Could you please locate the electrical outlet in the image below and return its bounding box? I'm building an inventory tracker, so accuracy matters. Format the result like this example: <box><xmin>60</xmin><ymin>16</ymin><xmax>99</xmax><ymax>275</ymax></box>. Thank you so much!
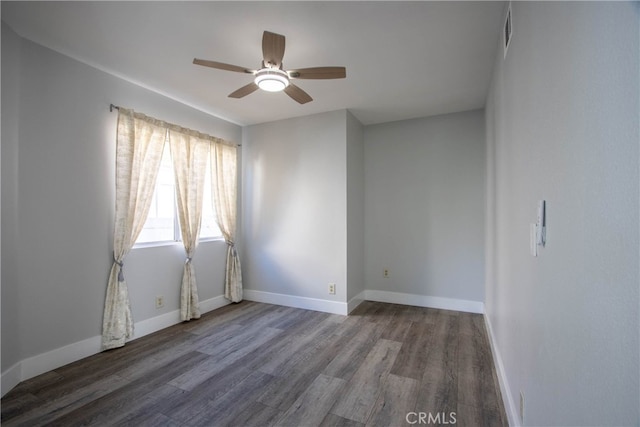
<box><xmin>383</xmin><ymin>269</ymin><xmax>390</xmax><ymax>278</ymax></box>
<box><xmin>519</xmin><ymin>390</ymin><xmax>525</xmax><ymax>424</ymax></box>
<box><xmin>155</xmin><ymin>295</ymin><xmax>164</xmax><ymax>309</ymax></box>
<box><xmin>328</xmin><ymin>283</ymin><xmax>336</xmax><ymax>295</ymax></box>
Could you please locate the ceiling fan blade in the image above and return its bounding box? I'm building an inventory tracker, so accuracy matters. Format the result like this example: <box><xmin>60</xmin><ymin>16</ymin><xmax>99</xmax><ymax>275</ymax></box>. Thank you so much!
<box><xmin>193</xmin><ymin>58</ymin><xmax>254</xmax><ymax>74</ymax></box>
<box><xmin>262</xmin><ymin>31</ymin><xmax>286</xmax><ymax>68</ymax></box>
<box><xmin>228</xmin><ymin>82</ymin><xmax>259</xmax><ymax>99</ymax></box>
<box><xmin>288</xmin><ymin>67</ymin><xmax>347</xmax><ymax>79</ymax></box>
<box><xmin>284</xmin><ymin>84</ymin><xmax>313</xmax><ymax>104</ymax></box>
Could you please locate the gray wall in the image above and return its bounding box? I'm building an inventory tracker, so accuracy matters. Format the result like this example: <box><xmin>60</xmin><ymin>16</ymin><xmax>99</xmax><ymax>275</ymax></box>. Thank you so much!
<box><xmin>2</xmin><ymin>22</ymin><xmax>23</xmax><ymax>374</ymax></box>
<box><xmin>1</xmin><ymin>25</ymin><xmax>241</xmax><ymax>374</ymax></box>
<box><xmin>346</xmin><ymin>111</ymin><xmax>365</xmax><ymax>301</ymax></box>
<box><xmin>364</xmin><ymin>111</ymin><xmax>486</xmax><ymax>302</ymax></box>
<box><xmin>242</xmin><ymin>108</ymin><xmax>486</xmax><ymax>308</ymax></box>
<box><xmin>242</xmin><ymin>110</ymin><xmax>348</xmax><ymax>302</ymax></box>
<box><xmin>485</xmin><ymin>2</ymin><xmax>639</xmax><ymax>425</ymax></box>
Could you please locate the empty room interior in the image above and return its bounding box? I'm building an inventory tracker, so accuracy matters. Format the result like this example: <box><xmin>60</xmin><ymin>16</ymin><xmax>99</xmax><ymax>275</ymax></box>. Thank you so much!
<box><xmin>1</xmin><ymin>2</ymin><xmax>639</xmax><ymax>426</ymax></box>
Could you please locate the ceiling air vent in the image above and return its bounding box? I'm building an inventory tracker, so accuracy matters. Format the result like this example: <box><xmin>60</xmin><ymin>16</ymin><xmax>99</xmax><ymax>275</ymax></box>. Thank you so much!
<box><xmin>503</xmin><ymin>3</ymin><xmax>513</xmax><ymax>58</ymax></box>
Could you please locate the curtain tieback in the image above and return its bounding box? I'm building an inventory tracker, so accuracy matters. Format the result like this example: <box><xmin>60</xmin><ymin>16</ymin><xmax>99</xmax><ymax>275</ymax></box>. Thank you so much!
<box><xmin>115</xmin><ymin>260</ymin><xmax>125</xmax><ymax>282</ymax></box>
<box><xmin>226</xmin><ymin>241</ymin><xmax>238</xmax><ymax>256</ymax></box>
<box><xmin>185</xmin><ymin>257</ymin><xmax>192</xmax><ymax>264</ymax></box>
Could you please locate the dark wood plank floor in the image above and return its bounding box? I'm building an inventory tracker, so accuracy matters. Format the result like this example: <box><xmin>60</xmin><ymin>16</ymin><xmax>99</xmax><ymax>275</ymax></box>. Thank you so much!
<box><xmin>1</xmin><ymin>301</ymin><xmax>507</xmax><ymax>426</ymax></box>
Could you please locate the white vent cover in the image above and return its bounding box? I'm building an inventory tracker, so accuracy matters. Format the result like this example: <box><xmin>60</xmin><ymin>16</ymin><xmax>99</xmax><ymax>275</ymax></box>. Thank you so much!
<box><xmin>503</xmin><ymin>3</ymin><xmax>513</xmax><ymax>58</ymax></box>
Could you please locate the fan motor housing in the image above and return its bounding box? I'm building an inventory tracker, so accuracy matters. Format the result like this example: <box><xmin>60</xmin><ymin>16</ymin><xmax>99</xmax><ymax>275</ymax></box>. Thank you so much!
<box><xmin>254</xmin><ymin>68</ymin><xmax>290</xmax><ymax>92</ymax></box>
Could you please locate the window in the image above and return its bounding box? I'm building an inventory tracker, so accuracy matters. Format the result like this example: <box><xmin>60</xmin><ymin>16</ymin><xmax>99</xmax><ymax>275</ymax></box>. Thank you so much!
<box><xmin>136</xmin><ymin>143</ymin><xmax>222</xmax><ymax>245</ymax></box>
<box><xmin>200</xmin><ymin>160</ymin><xmax>223</xmax><ymax>239</ymax></box>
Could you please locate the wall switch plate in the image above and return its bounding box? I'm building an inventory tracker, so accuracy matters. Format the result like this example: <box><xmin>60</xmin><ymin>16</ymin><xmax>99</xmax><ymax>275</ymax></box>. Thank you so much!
<box><xmin>537</xmin><ymin>200</ymin><xmax>546</xmax><ymax>246</ymax></box>
<box><xmin>328</xmin><ymin>283</ymin><xmax>336</xmax><ymax>295</ymax></box>
<box><xmin>155</xmin><ymin>295</ymin><xmax>164</xmax><ymax>309</ymax></box>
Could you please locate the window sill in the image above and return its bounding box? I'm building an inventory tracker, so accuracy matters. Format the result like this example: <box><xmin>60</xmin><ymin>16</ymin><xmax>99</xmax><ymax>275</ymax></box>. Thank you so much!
<box><xmin>199</xmin><ymin>236</ymin><xmax>226</xmax><ymax>244</ymax></box>
<box><xmin>133</xmin><ymin>240</ymin><xmax>183</xmax><ymax>250</ymax></box>
<box><xmin>133</xmin><ymin>236</ymin><xmax>225</xmax><ymax>250</ymax></box>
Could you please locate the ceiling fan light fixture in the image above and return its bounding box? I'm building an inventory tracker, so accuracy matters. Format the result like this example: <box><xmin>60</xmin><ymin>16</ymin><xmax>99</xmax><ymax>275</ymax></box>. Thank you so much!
<box><xmin>254</xmin><ymin>68</ymin><xmax>289</xmax><ymax>92</ymax></box>
<box><xmin>194</xmin><ymin>31</ymin><xmax>344</xmax><ymax>103</ymax></box>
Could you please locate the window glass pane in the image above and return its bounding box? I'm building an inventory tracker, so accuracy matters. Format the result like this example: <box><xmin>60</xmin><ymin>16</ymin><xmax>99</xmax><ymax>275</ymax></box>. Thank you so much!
<box><xmin>136</xmin><ymin>143</ymin><xmax>176</xmax><ymax>244</ymax></box>
<box><xmin>200</xmin><ymin>160</ymin><xmax>223</xmax><ymax>239</ymax></box>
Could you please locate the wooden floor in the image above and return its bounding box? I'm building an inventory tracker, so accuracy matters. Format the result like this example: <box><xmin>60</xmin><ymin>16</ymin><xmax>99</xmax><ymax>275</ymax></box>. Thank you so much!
<box><xmin>2</xmin><ymin>301</ymin><xmax>507</xmax><ymax>427</ymax></box>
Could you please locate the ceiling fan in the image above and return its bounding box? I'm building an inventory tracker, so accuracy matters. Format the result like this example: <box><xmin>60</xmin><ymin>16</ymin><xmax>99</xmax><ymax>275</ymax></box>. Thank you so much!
<box><xmin>193</xmin><ymin>31</ymin><xmax>346</xmax><ymax>104</ymax></box>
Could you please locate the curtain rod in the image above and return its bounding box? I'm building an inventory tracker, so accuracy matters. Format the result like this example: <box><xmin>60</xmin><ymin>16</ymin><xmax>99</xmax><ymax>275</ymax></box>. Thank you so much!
<box><xmin>108</xmin><ymin>103</ymin><xmax>241</xmax><ymax>147</ymax></box>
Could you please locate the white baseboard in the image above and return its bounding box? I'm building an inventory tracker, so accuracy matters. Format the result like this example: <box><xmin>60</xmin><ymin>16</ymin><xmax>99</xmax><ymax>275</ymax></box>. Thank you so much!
<box><xmin>364</xmin><ymin>289</ymin><xmax>484</xmax><ymax>314</ymax></box>
<box><xmin>243</xmin><ymin>289</ymin><xmax>482</xmax><ymax>316</ymax></box>
<box><xmin>484</xmin><ymin>311</ymin><xmax>519</xmax><ymax>427</ymax></box>
<box><xmin>1</xmin><ymin>295</ymin><xmax>230</xmax><ymax>397</ymax></box>
<box><xmin>20</xmin><ymin>334</ymin><xmax>103</xmax><ymax>384</ymax></box>
<box><xmin>1</xmin><ymin>362</ymin><xmax>22</xmax><ymax>397</ymax></box>
<box><xmin>199</xmin><ymin>294</ymin><xmax>232</xmax><ymax>313</ymax></box>
<box><xmin>133</xmin><ymin>294</ymin><xmax>230</xmax><ymax>338</ymax></box>
<box><xmin>347</xmin><ymin>291</ymin><xmax>366</xmax><ymax>313</ymax></box>
<box><xmin>244</xmin><ymin>289</ymin><xmax>349</xmax><ymax>315</ymax></box>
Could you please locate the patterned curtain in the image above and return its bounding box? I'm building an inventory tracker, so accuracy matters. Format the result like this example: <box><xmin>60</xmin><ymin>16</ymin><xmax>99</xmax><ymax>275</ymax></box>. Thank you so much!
<box><xmin>211</xmin><ymin>142</ymin><xmax>243</xmax><ymax>302</ymax></box>
<box><xmin>103</xmin><ymin>107</ymin><xmax>240</xmax><ymax>348</ymax></box>
<box><xmin>169</xmin><ymin>128</ymin><xmax>211</xmax><ymax>320</ymax></box>
<box><xmin>102</xmin><ymin>109</ymin><xmax>167</xmax><ymax>350</ymax></box>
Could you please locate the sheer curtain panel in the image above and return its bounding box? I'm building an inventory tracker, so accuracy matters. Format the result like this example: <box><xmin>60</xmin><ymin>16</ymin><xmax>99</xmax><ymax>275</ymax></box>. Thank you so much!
<box><xmin>102</xmin><ymin>109</ymin><xmax>167</xmax><ymax>350</ymax></box>
<box><xmin>212</xmin><ymin>142</ymin><xmax>243</xmax><ymax>302</ymax></box>
<box><xmin>169</xmin><ymin>128</ymin><xmax>211</xmax><ymax>320</ymax></box>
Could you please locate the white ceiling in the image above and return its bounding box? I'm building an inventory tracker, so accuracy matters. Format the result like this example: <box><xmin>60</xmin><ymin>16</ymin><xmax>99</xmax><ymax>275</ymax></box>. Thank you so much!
<box><xmin>2</xmin><ymin>1</ymin><xmax>505</xmax><ymax>126</ymax></box>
